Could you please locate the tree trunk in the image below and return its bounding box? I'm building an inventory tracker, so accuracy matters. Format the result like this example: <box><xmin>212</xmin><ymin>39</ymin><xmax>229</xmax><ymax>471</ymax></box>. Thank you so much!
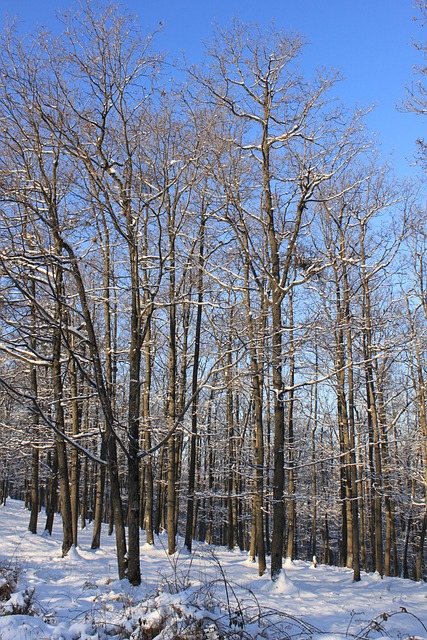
<box><xmin>91</xmin><ymin>435</ymin><xmax>107</xmax><ymax>549</ymax></box>
<box><xmin>361</xmin><ymin>236</ymin><xmax>383</xmax><ymax>576</ymax></box>
<box><xmin>81</xmin><ymin>456</ymin><xmax>88</xmax><ymax>530</ymax></box>
<box><xmin>61</xmin><ymin>235</ymin><xmax>127</xmax><ymax>579</ymax></box>
<box><xmin>142</xmin><ymin>282</ymin><xmax>154</xmax><ymax>545</ymax></box>
<box><xmin>68</xmin><ymin>336</ymin><xmax>82</xmax><ymax>548</ymax></box>
<box><xmin>415</xmin><ymin>508</ymin><xmax>427</xmax><ymax>581</ymax></box>
<box><xmin>226</xmin><ymin>330</ymin><xmax>237</xmax><ymax>551</ymax></box>
<box><xmin>127</xmin><ymin>240</ymin><xmax>142</xmax><ymax>585</ymax></box>
<box><xmin>28</xmin><ymin>280</ymin><xmax>40</xmax><ymax>535</ymax></box>
<box><xmin>44</xmin><ymin>448</ymin><xmax>58</xmax><ymax>536</ymax></box>
<box><xmin>286</xmin><ymin>285</ymin><xmax>296</xmax><ymax>562</ymax></box>
<box><xmin>185</xmin><ymin>216</ymin><xmax>205</xmax><ymax>552</ymax></box>
<box><xmin>51</xmin><ymin>254</ymin><xmax>73</xmax><ymax>557</ymax></box>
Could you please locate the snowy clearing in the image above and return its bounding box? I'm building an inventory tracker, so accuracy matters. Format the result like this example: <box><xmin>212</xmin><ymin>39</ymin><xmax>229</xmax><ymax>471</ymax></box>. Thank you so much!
<box><xmin>0</xmin><ymin>500</ymin><xmax>426</xmax><ymax>639</ymax></box>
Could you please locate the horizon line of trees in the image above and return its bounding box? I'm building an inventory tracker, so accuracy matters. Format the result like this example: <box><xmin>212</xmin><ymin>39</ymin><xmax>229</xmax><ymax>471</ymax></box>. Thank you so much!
<box><xmin>1</xmin><ymin>0</ymin><xmax>427</xmax><ymax>586</ymax></box>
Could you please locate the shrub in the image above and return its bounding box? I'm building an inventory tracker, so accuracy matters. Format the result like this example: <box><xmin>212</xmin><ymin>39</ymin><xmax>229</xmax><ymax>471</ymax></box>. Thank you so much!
<box><xmin>0</xmin><ymin>562</ymin><xmax>35</xmax><ymax>616</ymax></box>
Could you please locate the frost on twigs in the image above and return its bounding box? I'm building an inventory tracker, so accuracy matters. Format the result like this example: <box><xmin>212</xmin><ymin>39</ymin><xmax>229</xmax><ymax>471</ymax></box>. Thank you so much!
<box><xmin>344</xmin><ymin>606</ymin><xmax>427</xmax><ymax>640</ymax></box>
<box><xmin>129</xmin><ymin>560</ymin><xmax>318</xmax><ymax>640</ymax></box>
<box><xmin>0</xmin><ymin>562</ymin><xmax>35</xmax><ymax>616</ymax></box>
<box><xmin>0</xmin><ymin>563</ymin><xmax>19</xmax><ymax>602</ymax></box>
<box><xmin>130</xmin><ymin>589</ymin><xmax>319</xmax><ymax>640</ymax></box>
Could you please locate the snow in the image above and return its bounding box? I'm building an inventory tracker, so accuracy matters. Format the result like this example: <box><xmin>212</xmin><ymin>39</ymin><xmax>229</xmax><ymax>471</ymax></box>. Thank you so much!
<box><xmin>0</xmin><ymin>499</ymin><xmax>427</xmax><ymax>639</ymax></box>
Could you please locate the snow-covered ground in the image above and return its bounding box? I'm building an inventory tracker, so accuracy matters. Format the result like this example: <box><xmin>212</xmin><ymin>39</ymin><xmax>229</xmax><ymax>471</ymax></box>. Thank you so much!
<box><xmin>0</xmin><ymin>500</ymin><xmax>426</xmax><ymax>639</ymax></box>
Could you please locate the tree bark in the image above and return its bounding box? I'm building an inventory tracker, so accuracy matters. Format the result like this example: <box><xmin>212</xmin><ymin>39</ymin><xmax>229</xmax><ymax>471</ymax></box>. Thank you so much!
<box><xmin>184</xmin><ymin>216</ymin><xmax>205</xmax><ymax>552</ymax></box>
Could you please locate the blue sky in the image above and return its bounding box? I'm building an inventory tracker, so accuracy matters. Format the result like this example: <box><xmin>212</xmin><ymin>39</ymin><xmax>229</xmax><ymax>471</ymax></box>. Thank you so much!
<box><xmin>0</xmin><ymin>0</ymin><xmax>424</xmax><ymax>178</ymax></box>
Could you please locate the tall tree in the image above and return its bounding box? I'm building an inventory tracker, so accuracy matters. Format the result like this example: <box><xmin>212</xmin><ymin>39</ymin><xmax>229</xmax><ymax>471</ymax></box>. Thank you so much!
<box><xmin>196</xmin><ymin>20</ymin><xmax>366</xmax><ymax>579</ymax></box>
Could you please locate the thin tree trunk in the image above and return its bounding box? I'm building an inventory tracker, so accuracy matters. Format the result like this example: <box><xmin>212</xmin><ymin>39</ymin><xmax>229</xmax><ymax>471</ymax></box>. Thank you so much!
<box><xmin>311</xmin><ymin>342</ymin><xmax>319</xmax><ymax>561</ymax></box>
<box><xmin>155</xmin><ymin>446</ymin><xmax>166</xmax><ymax>535</ymax></box>
<box><xmin>68</xmin><ymin>336</ymin><xmax>82</xmax><ymax>548</ymax></box>
<box><xmin>142</xmin><ymin>283</ymin><xmax>154</xmax><ymax>545</ymax></box>
<box><xmin>81</xmin><ymin>456</ymin><xmax>88</xmax><ymax>530</ymax></box>
<box><xmin>361</xmin><ymin>233</ymin><xmax>383</xmax><ymax>576</ymax></box>
<box><xmin>415</xmin><ymin>508</ymin><xmax>427</xmax><ymax>581</ymax></box>
<box><xmin>167</xmin><ymin>301</ymin><xmax>177</xmax><ymax>554</ymax></box>
<box><xmin>185</xmin><ymin>216</ymin><xmax>205</xmax><ymax>552</ymax></box>
<box><xmin>343</xmin><ymin>260</ymin><xmax>360</xmax><ymax>582</ymax></box>
<box><xmin>62</xmin><ymin>236</ymin><xmax>127</xmax><ymax>579</ymax></box>
<box><xmin>403</xmin><ymin>510</ymin><xmax>413</xmax><ymax>579</ymax></box>
<box><xmin>286</xmin><ymin>285</ymin><xmax>296</xmax><ymax>562</ymax></box>
<box><xmin>91</xmin><ymin>435</ymin><xmax>107</xmax><ymax>549</ymax></box>
<box><xmin>28</xmin><ymin>280</ymin><xmax>40</xmax><ymax>535</ymax></box>
<box><xmin>44</xmin><ymin>448</ymin><xmax>58</xmax><ymax>536</ymax></box>
<box><xmin>127</xmin><ymin>240</ymin><xmax>142</xmax><ymax>585</ymax></box>
<box><xmin>51</xmin><ymin>256</ymin><xmax>73</xmax><ymax>557</ymax></box>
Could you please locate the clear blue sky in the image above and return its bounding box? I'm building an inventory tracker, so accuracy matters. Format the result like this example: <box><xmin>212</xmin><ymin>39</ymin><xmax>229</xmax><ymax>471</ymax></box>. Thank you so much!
<box><xmin>0</xmin><ymin>0</ymin><xmax>424</xmax><ymax>178</ymax></box>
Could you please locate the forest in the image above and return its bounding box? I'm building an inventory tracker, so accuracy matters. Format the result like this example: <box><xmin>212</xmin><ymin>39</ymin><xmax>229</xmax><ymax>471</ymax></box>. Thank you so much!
<box><xmin>0</xmin><ymin>0</ymin><xmax>427</xmax><ymax>588</ymax></box>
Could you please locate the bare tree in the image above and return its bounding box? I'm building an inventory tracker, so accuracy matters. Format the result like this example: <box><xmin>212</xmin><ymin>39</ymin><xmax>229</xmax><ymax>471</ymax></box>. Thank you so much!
<box><xmin>194</xmin><ymin>20</ymin><xmax>367</xmax><ymax>580</ymax></box>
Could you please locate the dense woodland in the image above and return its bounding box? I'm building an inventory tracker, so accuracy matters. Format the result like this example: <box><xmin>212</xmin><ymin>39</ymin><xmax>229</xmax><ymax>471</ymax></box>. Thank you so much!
<box><xmin>1</xmin><ymin>1</ymin><xmax>427</xmax><ymax>587</ymax></box>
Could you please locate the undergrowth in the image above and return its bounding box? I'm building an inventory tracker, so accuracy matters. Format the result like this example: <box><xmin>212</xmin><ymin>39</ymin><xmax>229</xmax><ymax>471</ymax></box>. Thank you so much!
<box><xmin>0</xmin><ymin>561</ymin><xmax>35</xmax><ymax>616</ymax></box>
